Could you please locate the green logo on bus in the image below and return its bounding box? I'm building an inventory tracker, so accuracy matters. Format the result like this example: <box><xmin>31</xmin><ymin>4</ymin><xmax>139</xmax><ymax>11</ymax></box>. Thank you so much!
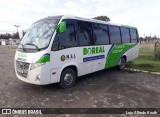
<box><xmin>18</xmin><ymin>52</ymin><xmax>27</xmax><ymax>58</ymax></box>
<box><xmin>83</xmin><ymin>46</ymin><xmax>105</xmax><ymax>55</ymax></box>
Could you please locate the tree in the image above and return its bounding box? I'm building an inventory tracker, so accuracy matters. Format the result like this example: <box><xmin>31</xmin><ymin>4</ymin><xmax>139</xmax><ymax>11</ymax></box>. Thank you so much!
<box><xmin>0</xmin><ymin>33</ymin><xmax>11</xmax><ymax>39</ymax></box>
<box><xmin>139</xmin><ymin>37</ymin><xmax>143</xmax><ymax>43</ymax></box>
<box><xmin>92</xmin><ymin>16</ymin><xmax>110</xmax><ymax>21</ymax></box>
<box><xmin>12</xmin><ymin>32</ymin><xmax>19</xmax><ymax>39</ymax></box>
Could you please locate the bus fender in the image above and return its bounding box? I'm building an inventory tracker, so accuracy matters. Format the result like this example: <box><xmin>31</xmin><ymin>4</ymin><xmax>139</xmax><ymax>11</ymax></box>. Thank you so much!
<box><xmin>59</xmin><ymin>62</ymin><xmax>79</xmax><ymax>78</ymax></box>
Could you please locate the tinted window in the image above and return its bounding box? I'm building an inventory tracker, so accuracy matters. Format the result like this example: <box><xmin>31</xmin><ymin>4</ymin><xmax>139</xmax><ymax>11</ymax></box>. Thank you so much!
<box><xmin>130</xmin><ymin>29</ymin><xmax>138</xmax><ymax>43</ymax></box>
<box><xmin>121</xmin><ymin>27</ymin><xmax>130</xmax><ymax>43</ymax></box>
<box><xmin>52</xmin><ymin>35</ymin><xmax>59</xmax><ymax>51</ymax></box>
<box><xmin>52</xmin><ymin>19</ymin><xmax>77</xmax><ymax>50</ymax></box>
<box><xmin>93</xmin><ymin>23</ymin><xmax>109</xmax><ymax>45</ymax></box>
<box><xmin>109</xmin><ymin>26</ymin><xmax>121</xmax><ymax>44</ymax></box>
<box><xmin>78</xmin><ymin>21</ymin><xmax>93</xmax><ymax>46</ymax></box>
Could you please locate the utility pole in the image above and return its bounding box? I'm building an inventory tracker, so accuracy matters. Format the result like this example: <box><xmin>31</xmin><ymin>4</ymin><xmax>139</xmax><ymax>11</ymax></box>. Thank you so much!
<box><xmin>14</xmin><ymin>25</ymin><xmax>20</xmax><ymax>39</ymax></box>
<box><xmin>14</xmin><ymin>25</ymin><xmax>20</xmax><ymax>33</ymax></box>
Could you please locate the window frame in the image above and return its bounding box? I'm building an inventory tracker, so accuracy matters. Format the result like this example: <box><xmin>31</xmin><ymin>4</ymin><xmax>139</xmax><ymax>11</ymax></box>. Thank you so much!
<box><xmin>120</xmin><ymin>27</ymin><xmax>131</xmax><ymax>43</ymax></box>
<box><xmin>108</xmin><ymin>25</ymin><xmax>122</xmax><ymax>44</ymax></box>
<box><xmin>92</xmin><ymin>23</ymin><xmax>110</xmax><ymax>45</ymax></box>
<box><xmin>77</xmin><ymin>20</ymin><xmax>94</xmax><ymax>46</ymax></box>
<box><xmin>130</xmin><ymin>28</ymin><xmax>138</xmax><ymax>43</ymax></box>
<box><xmin>51</xmin><ymin>18</ymin><xmax>139</xmax><ymax>51</ymax></box>
<box><xmin>51</xmin><ymin>19</ymin><xmax>78</xmax><ymax>51</ymax></box>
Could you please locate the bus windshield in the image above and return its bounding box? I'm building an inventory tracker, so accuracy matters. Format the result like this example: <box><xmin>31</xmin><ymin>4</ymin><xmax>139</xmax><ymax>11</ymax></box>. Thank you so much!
<box><xmin>18</xmin><ymin>19</ymin><xmax>59</xmax><ymax>51</ymax></box>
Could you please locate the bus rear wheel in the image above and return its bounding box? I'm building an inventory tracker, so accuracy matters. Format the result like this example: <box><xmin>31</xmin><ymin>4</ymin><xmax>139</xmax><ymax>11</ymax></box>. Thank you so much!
<box><xmin>59</xmin><ymin>68</ymin><xmax>76</xmax><ymax>89</ymax></box>
<box><xmin>118</xmin><ymin>57</ymin><xmax>126</xmax><ymax>70</ymax></box>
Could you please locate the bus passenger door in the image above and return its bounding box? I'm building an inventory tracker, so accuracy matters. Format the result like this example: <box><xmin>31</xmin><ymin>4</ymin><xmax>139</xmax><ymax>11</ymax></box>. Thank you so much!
<box><xmin>50</xmin><ymin>19</ymin><xmax>79</xmax><ymax>83</ymax></box>
<box><xmin>77</xmin><ymin>21</ymin><xmax>94</xmax><ymax>76</ymax></box>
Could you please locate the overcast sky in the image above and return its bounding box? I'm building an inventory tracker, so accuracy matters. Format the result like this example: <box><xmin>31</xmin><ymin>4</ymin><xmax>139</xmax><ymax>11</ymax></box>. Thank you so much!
<box><xmin>0</xmin><ymin>0</ymin><xmax>160</xmax><ymax>37</ymax></box>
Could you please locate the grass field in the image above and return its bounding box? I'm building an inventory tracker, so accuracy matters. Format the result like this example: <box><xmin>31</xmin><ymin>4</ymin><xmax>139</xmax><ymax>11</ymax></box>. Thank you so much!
<box><xmin>126</xmin><ymin>42</ymin><xmax>160</xmax><ymax>72</ymax></box>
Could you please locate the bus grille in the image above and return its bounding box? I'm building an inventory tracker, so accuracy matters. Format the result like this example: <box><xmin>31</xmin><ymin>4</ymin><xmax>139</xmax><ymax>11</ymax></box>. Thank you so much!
<box><xmin>16</xmin><ymin>61</ymin><xmax>30</xmax><ymax>78</ymax></box>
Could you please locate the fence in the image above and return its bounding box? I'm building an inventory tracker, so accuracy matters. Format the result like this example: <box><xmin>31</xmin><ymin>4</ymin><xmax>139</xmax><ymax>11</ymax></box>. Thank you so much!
<box><xmin>155</xmin><ymin>41</ymin><xmax>160</xmax><ymax>60</ymax></box>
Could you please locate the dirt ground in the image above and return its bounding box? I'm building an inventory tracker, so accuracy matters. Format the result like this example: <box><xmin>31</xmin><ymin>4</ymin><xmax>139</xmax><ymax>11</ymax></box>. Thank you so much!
<box><xmin>0</xmin><ymin>46</ymin><xmax>160</xmax><ymax>117</ymax></box>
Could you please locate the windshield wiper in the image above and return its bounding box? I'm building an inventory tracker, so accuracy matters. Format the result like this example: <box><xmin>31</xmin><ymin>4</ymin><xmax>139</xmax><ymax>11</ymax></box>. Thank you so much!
<box><xmin>19</xmin><ymin>43</ymin><xmax>26</xmax><ymax>51</ymax></box>
<box><xmin>25</xmin><ymin>43</ymin><xmax>40</xmax><ymax>51</ymax></box>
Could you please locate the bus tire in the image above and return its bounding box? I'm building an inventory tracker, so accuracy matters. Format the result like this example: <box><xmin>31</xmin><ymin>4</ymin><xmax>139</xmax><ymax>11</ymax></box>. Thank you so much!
<box><xmin>59</xmin><ymin>68</ymin><xmax>76</xmax><ymax>89</ymax></box>
<box><xmin>118</xmin><ymin>57</ymin><xmax>126</xmax><ymax>70</ymax></box>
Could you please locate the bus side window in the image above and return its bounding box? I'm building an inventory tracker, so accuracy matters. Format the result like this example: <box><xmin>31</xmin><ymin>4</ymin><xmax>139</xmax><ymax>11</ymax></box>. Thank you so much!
<box><xmin>108</xmin><ymin>25</ymin><xmax>121</xmax><ymax>44</ymax></box>
<box><xmin>52</xmin><ymin>19</ymin><xmax>77</xmax><ymax>50</ymax></box>
<box><xmin>121</xmin><ymin>27</ymin><xmax>130</xmax><ymax>43</ymax></box>
<box><xmin>93</xmin><ymin>23</ymin><xmax>109</xmax><ymax>45</ymax></box>
<box><xmin>77</xmin><ymin>21</ymin><xmax>93</xmax><ymax>46</ymax></box>
<box><xmin>130</xmin><ymin>29</ymin><xmax>138</xmax><ymax>43</ymax></box>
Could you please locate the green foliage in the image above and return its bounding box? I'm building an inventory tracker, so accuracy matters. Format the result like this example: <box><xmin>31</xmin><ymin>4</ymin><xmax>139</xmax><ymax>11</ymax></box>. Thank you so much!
<box><xmin>139</xmin><ymin>35</ymin><xmax>160</xmax><ymax>42</ymax></box>
<box><xmin>93</xmin><ymin>16</ymin><xmax>110</xmax><ymax>21</ymax></box>
<box><xmin>12</xmin><ymin>32</ymin><xmax>20</xmax><ymax>39</ymax></box>
<box><xmin>0</xmin><ymin>33</ymin><xmax>11</xmax><ymax>39</ymax></box>
<box><xmin>0</xmin><ymin>32</ymin><xmax>20</xmax><ymax>39</ymax></box>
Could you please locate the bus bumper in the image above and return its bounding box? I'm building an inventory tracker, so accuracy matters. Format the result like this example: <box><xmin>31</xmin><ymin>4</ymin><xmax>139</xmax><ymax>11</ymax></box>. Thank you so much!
<box><xmin>15</xmin><ymin>62</ymin><xmax>51</xmax><ymax>85</ymax></box>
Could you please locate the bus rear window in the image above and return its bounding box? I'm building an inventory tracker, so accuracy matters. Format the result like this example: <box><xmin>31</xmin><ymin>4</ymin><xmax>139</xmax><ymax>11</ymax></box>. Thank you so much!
<box><xmin>121</xmin><ymin>27</ymin><xmax>130</xmax><ymax>43</ymax></box>
<box><xmin>130</xmin><ymin>29</ymin><xmax>138</xmax><ymax>43</ymax></box>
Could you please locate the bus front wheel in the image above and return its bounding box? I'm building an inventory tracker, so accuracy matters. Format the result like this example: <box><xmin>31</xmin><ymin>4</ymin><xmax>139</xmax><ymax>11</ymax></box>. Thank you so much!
<box><xmin>118</xmin><ymin>57</ymin><xmax>126</xmax><ymax>70</ymax></box>
<box><xmin>59</xmin><ymin>68</ymin><xmax>76</xmax><ymax>89</ymax></box>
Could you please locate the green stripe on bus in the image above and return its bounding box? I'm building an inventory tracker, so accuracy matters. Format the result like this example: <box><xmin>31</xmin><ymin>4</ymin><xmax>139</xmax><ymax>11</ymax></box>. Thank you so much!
<box><xmin>105</xmin><ymin>43</ymin><xmax>137</xmax><ymax>68</ymax></box>
<box><xmin>121</xmin><ymin>25</ymin><xmax>137</xmax><ymax>29</ymax></box>
<box><xmin>37</xmin><ymin>55</ymin><xmax>50</xmax><ymax>63</ymax></box>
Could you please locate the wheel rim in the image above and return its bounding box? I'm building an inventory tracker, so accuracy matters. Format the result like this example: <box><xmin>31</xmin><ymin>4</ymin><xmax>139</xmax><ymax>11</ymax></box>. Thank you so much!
<box><xmin>64</xmin><ymin>73</ymin><xmax>74</xmax><ymax>85</ymax></box>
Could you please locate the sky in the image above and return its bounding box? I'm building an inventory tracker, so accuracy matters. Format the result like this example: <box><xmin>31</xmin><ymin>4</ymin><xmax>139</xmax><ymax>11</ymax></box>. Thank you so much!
<box><xmin>0</xmin><ymin>0</ymin><xmax>160</xmax><ymax>37</ymax></box>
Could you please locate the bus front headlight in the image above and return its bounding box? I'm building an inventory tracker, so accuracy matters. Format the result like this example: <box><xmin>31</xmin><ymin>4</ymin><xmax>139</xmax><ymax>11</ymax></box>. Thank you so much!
<box><xmin>30</xmin><ymin>63</ymin><xmax>45</xmax><ymax>70</ymax></box>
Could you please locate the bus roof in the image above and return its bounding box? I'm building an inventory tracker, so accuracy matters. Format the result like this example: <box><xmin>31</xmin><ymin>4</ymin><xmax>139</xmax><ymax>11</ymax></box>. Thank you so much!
<box><xmin>36</xmin><ymin>15</ymin><xmax>137</xmax><ymax>29</ymax></box>
<box><xmin>61</xmin><ymin>15</ymin><xmax>137</xmax><ymax>29</ymax></box>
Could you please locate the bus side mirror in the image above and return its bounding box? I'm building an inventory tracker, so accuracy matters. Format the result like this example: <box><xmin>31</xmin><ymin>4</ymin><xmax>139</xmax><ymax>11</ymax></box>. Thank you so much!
<box><xmin>59</xmin><ymin>21</ymin><xmax>66</xmax><ymax>33</ymax></box>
